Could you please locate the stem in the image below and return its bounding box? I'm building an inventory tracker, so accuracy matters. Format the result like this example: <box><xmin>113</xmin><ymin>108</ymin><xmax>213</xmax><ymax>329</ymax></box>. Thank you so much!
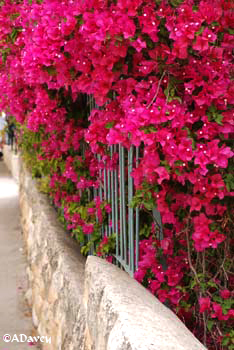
<box><xmin>202</xmin><ymin>251</ymin><xmax>206</xmax><ymax>276</ymax></box>
<box><xmin>146</xmin><ymin>71</ymin><xmax>166</xmax><ymax>109</ymax></box>
<box><xmin>203</xmin><ymin>312</ymin><xmax>207</xmax><ymax>347</ymax></box>
<box><xmin>185</xmin><ymin>224</ymin><xmax>200</xmax><ymax>286</ymax></box>
<box><xmin>212</xmin><ymin>255</ymin><xmax>226</xmax><ymax>281</ymax></box>
<box><xmin>202</xmin><ymin>252</ymin><xmax>207</xmax><ymax>347</ymax></box>
<box><xmin>222</xmin><ymin>266</ymin><xmax>229</xmax><ymax>287</ymax></box>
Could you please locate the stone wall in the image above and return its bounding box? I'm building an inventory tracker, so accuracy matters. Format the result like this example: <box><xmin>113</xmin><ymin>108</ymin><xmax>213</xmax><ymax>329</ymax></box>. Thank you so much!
<box><xmin>5</xmin><ymin>150</ymin><xmax>206</xmax><ymax>350</ymax></box>
<box><xmin>19</xmin><ymin>164</ymin><xmax>86</xmax><ymax>350</ymax></box>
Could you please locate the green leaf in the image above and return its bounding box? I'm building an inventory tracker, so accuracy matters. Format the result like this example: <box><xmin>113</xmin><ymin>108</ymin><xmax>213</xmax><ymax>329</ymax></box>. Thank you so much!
<box><xmin>174</xmin><ymin>160</ymin><xmax>183</xmax><ymax>166</ymax></box>
<box><xmin>74</xmin><ymin>228</ymin><xmax>85</xmax><ymax>243</ymax></box>
<box><xmin>213</xmin><ymin>113</ymin><xmax>223</xmax><ymax>125</ymax></box>
<box><xmin>169</xmin><ymin>0</ymin><xmax>184</xmax><ymax>7</ymax></box>
<box><xmin>75</xmin><ymin>15</ymin><xmax>84</xmax><ymax>26</ymax></box>
<box><xmin>140</xmin><ymin>224</ymin><xmax>152</xmax><ymax>238</ymax></box>
<box><xmin>209</xmin><ymin>223</ymin><xmax>218</xmax><ymax>232</ymax></box>
<box><xmin>1</xmin><ymin>47</ymin><xmax>11</xmax><ymax>63</ymax></box>
<box><xmin>213</xmin><ymin>295</ymin><xmax>222</xmax><ymax>303</ymax></box>
<box><xmin>224</xmin><ymin>174</ymin><xmax>234</xmax><ymax>192</ymax></box>
<box><xmin>170</xmin><ymin>96</ymin><xmax>182</xmax><ymax>103</ymax></box>
<box><xmin>105</xmin><ymin>122</ymin><xmax>115</xmax><ymax>129</ymax></box>
<box><xmin>42</xmin><ymin>65</ymin><xmax>57</xmax><ymax>76</ymax></box>
<box><xmin>207</xmin><ymin>280</ymin><xmax>218</xmax><ymax>289</ymax></box>
<box><xmin>115</xmin><ymin>34</ymin><xmax>123</xmax><ymax>42</ymax></box>
<box><xmin>143</xmin><ymin>201</ymin><xmax>154</xmax><ymax>211</ymax></box>
<box><xmin>160</xmin><ymin>160</ymin><xmax>171</xmax><ymax>172</ymax></box>
<box><xmin>207</xmin><ymin>320</ymin><xmax>214</xmax><ymax>332</ymax></box>
<box><xmin>223</xmin><ymin>298</ymin><xmax>234</xmax><ymax>310</ymax></box>
<box><xmin>207</xmin><ymin>104</ymin><xmax>224</xmax><ymax>125</ymax></box>
<box><xmin>222</xmin><ymin>337</ymin><xmax>230</xmax><ymax>346</ymax></box>
<box><xmin>141</xmin><ymin>125</ymin><xmax>157</xmax><ymax>133</ymax></box>
<box><xmin>195</xmin><ymin>26</ymin><xmax>205</xmax><ymax>36</ymax></box>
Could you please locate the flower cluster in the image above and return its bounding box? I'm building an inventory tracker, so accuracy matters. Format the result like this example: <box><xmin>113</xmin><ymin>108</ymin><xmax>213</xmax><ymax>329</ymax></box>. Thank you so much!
<box><xmin>0</xmin><ymin>0</ymin><xmax>233</xmax><ymax>348</ymax></box>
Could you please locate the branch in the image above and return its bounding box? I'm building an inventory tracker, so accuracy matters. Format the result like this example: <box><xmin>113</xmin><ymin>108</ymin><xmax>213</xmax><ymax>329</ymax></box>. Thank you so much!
<box><xmin>146</xmin><ymin>71</ymin><xmax>166</xmax><ymax>109</ymax></box>
<box><xmin>185</xmin><ymin>222</ymin><xmax>200</xmax><ymax>286</ymax></box>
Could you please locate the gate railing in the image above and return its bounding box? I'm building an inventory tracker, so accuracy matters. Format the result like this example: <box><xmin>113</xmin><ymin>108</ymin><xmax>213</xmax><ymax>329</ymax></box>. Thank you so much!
<box><xmin>81</xmin><ymin>95</ymin><xmax>163</xmax><ymax>276</ymax></box>
<box><xmin>96</xmin><ymin>144</ymin><xmax>141</xmax><ymax>276</ymax></box>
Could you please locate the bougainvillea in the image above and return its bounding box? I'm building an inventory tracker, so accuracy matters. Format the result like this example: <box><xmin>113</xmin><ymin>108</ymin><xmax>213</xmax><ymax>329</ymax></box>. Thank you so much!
<box><xmin>0</xmin><ymin>0</ymin><xmax>233</xmax><ymax>348</ymax></box>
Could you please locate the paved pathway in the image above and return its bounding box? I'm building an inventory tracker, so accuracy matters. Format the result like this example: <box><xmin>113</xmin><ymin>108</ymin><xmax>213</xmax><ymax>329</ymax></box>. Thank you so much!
<box><xmin>0</xmin><ymin>160</ymin><xmax>39</xmax><ymax>349</ymax></box>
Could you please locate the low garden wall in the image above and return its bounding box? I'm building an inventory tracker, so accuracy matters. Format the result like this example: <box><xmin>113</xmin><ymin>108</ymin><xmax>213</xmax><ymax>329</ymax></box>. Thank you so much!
<box><xmin>4</xmin><ymin>148</ymin><xmax>206</xmax><ymax>350</ymax></box>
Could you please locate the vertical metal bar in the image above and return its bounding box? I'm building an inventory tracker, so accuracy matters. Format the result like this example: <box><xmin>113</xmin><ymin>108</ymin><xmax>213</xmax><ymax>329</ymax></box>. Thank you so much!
<box><xmin>107</xmin><ymin>167</ymin><xmax>111</xmax><ymax>236</ymax></box>
<box><xmin>128</xmin><ymin>146</ymin><xmax>134</xmax><ymax>272</ymax></box>
<box><xmin>111</xmin><ymin>146</ymin><xmax>115</xmax><ymax>237</ymax></box>
<box><xmin>104</xmin><ymin>166</ymin><xmax>107</xmax><ymax>200</ymax></box>
<box><xmin>94</xmin><ymin>155</ymin><xmax>98</xmax><ymax>227</ymax></box>
<box><xmin>120</xmin><ymin>145</ymin><xmax>127</xmax><ymax>261</ymax></box>
<box><xmin>98</xmin><ymin>155</ymin><xmax>104</xmax><ymax>237</ymax></box>
<box><xmin>135</xmin><ymin>146</ymin><xmax>139</xmax><ymax>270</ymax></box>
<box><xmin>119</xmin><ymin>145</ymin><xmax>123</xmax><ymax>259</ymax></box>
<box><xmin>103</xmin><ymin>163</ymin><xmax>108</xmax><ymax>236</ymax></box>
<box><xmin>98</xmin><ymin>155</ymin><xmax>102</xmax><ymax>200</ymax></box>
<box><xmin>135</xmin><ymin>207</ymin><xmax>139</xmax><ymax>269</ymax></box>
<box><xmin>115</xmin><ymin>145</ymin><xmax>119</xmax><ymax>256</ymax></box>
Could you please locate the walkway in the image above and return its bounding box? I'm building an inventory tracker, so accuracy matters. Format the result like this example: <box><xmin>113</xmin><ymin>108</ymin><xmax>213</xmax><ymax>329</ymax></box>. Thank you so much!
<box><xmin>0</xmin><ymin>160</ymin><xmax>39</xmax><ymax>349</ymax></box>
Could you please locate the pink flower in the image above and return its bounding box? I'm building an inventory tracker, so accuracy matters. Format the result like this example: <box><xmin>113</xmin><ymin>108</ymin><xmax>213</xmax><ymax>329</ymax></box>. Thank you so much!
<box><xmin>166</xmin><ymin>267</ymin><xmax>183</xmax><ymax>287</ymax></box>
<box><xmin>193</xmin><ymin>29</ymin><xmax>217</xmax><ymax>52</ymax></box>
<box><xmin>155</xmin><ymin>167</ymin><xmax>170</xmax><ymax>184</ymax></box>
<box><xmin>134</xmin><ymin>269</ymin><xmax>147</xmax><ymax>283</ymax></box>
<box><xmin>211</xmin><ymin>302</ymin><xmax>230</xmax><ymax>321</ymax></box>
<box><xmin>106</xmin><ymin>256</ymin><xmax>113</xmax><ymax>263</ymax></box>
<box><xmin>190</xmin><ymin>197</ymin><xmax>202</xmax><ymax>212</ymax></box>
<box><xmin>157</xmin><ymin>289</ymin><xmax>168</xmax><ymax>303</ymax></box>
<box><xmin>83</xmin><ymin>224</ymin><xmax>94</xmax><ymax>235</ymax></box>
<box><xmin>88</xmin><ymin>208</ymin><xmax>95</xmax><ymax>215</ymax></box>
<box><xmin>104</xmin><ymin>204</ymin><xmax>111</xmax><ymax>213</ymax></box>
<box><xmin>148</xmin><ymin>279</ymin><xmax>161</xmax><ymax>294</ymax></box>
<box><xmin>220</xmin><ymin>289</ymin><xmax>231</xmax><ymax>300</ymax></box>
<box><xmin>199</xmin><ymin>297</ymin><xmax>211</xmax><ymax>313</ymax></box>
<box><xmin>131</xmin><ymin>38</ymin><xmax>146</xmax><ymax>53</ymax></box>
<box><xmin>168</xmin><ymin>288</ymin><xmax>182</xmax><ymax>305</ymax></box>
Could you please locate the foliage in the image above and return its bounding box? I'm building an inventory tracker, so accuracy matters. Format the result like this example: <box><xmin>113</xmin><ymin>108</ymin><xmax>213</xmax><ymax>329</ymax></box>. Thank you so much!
<box><xmin>0</xmin><ymin>0</ymin><xmax>233</xmax><ymax>348</ymax></box>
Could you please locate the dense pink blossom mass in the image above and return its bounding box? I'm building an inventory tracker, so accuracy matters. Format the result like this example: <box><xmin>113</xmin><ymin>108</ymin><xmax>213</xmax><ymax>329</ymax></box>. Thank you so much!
<box><xmin>0</xmin><ymin>0</ymin><xmax>233</xmax><ymax>348</ymax></box>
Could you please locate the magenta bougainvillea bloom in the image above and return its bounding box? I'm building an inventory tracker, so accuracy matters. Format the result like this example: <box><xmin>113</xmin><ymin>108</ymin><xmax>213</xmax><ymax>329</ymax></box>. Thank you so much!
<box><xmin>0</xmin><ymin>0</ymin><xmax>233</xmax><ymax>348</ymax></box>
<box><xmin>199</xmin><ymin>297</ymin><xmax>211</xmax><ymax>313</ymax></box>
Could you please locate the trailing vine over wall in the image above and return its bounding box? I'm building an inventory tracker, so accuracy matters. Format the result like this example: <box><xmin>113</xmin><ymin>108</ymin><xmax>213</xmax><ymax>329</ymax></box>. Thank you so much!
<box><xmin>0</xmin><ymin>0</ymin><xmax>233</xmax><ymax>348</ymax></box>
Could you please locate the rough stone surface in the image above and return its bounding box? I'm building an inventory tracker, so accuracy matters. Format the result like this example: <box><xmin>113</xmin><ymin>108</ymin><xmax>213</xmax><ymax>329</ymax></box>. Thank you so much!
<box><xmin>19</xmin><ymin>163</ymin><xmax>86</xmax><ymax>350</ymax></box>
<box><xmin>85</xmin><ymin>256</ymin><xmax>206</xmax><ymax>350</ymax></box>
<box><xmin>0</xmin><ymin>158</ymin><xmax>40</xmax><ymax>349</ymax></box>
<box><xmin>6</xmin><ymin>150</ymin><xmax>206</xmax><ymax>350</ymax></box>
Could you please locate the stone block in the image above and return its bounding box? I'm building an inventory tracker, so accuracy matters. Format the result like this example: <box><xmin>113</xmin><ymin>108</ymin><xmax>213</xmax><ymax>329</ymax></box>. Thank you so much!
<box><xmin>85</xmin><ymin>256</ymin><xmax>206</xmax><ymax>350</ymax></box>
